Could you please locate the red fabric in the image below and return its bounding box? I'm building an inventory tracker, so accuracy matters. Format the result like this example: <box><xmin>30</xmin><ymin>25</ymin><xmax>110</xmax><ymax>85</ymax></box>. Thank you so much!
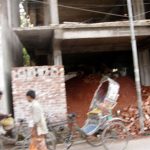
<box><xmin>29</xmin><ymin>127</ymin><xmax>48</xmax><ymax>150</ymax></box>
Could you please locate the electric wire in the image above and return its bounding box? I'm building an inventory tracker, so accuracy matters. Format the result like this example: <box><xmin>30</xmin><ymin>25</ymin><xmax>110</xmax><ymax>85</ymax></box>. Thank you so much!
<box><xmin>58</xmin><ymin>4</ymin><xmax>127</xmax><ymax>18</ymax></box>
<box><xmin>26</xmin><ymin>2</ymin><xmax>127</xmax><ymax>7</ymax></box>
<box><xmin>26</xmin><ymin>0</ymin><xmax>150</xmax><ymax>7</ymax></box>
<box><xmin>27</xmin><ymin>0</ymin><xmax>128</xmax><ymax>18</ymax></box>
<box><xmin>25</xmin><ymin>0</ymin><xmax>150</xmax><ymax>19</ymax></box>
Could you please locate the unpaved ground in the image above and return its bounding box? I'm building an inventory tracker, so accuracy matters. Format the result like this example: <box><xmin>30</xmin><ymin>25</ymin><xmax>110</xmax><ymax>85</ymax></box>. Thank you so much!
<box><xmin>5</xmin><ymin>136</ymin><xmax>150</xmax><ymax>150</ymax></box>
<box><xmin>56</xmin><ymin>136</ymin><xmax>150</xmax><ymax>150</ymax></box>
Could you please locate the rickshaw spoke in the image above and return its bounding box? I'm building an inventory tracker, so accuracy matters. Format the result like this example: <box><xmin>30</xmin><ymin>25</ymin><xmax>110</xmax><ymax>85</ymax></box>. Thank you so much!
<box><xmin>102</xmin><ymin>122</ymin><xmax>129</xmax><ymax>150</ymax></box>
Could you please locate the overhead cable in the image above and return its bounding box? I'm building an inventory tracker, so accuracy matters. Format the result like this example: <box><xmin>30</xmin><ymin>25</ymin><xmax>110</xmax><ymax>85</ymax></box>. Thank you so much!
<box><xmin>27</xmin><ymin>0</ymin><xmax>128</xmax><ymax>18</ymax></box>
<box><xmin>27</xmin><ymin>0</ymin><xmax>150</xmax><ymax>18</ymax></box>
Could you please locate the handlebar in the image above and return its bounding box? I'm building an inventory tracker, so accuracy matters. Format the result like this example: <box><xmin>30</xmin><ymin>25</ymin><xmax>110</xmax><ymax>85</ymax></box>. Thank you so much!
<box><xmin>67</xmin><ymin>113</ymin><xmax>77</xmax><ymax>119</ymax></box>
<box><xmin>17</xmin><ymin>119</ymin><xmax>26</xmax><ymax>124</ymax></box>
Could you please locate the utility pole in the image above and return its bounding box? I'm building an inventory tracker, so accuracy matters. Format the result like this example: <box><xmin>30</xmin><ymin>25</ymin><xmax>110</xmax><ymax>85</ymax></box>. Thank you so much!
<box><xmin>127</xmin><ymin>0</ymin><xmax>144</xmax><ymax>133</ymax></box>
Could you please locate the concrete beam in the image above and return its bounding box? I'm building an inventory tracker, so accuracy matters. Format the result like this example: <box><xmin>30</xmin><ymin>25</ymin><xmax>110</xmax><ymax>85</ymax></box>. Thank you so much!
<box><xmin>62</xmin><ymin>44</ymin><xmax>131</xmax><ymax>54</ymax></box>
<box><xmin>62</xmin><ymin>26</ymin><xmax>150</xmax><ymax>39</ymax></box>
<box><xmin>14</xmin><ymin>20</ymin><xmax>150</xmax><ymax>40</ymax></box>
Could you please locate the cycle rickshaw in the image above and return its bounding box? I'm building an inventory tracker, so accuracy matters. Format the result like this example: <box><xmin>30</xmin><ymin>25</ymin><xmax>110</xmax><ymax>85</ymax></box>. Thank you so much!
<box><xmin>23</xmin><ymin>76</ymin><xmax>129</xmax><ymax>150</ymax></box>
<box><xmin>80</xmin><ymin>76</ymin><xmax>129</xmax><ymax>150</ymax></box>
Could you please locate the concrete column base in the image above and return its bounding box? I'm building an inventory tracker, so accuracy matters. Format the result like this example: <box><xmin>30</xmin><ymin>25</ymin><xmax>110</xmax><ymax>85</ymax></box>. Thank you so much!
<box><xmin>139</xmin><ymin>49</ymin><xmax>150</xmax><ymax>86</ymax></box>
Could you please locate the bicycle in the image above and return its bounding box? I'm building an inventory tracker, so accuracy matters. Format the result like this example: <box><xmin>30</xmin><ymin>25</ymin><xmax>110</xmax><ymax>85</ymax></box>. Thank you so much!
<box><xmin>45</xmin><ymin>112</ymin><xmax>129</xmax><ymax>150</ymax></box>
<box><xmin>45</xmin><ymin>77</ymin><xmax>130</xmax><ymax>150</ymax></box>
<box><xmin>20</xmin><ymin>112</ymin><xmax>129</xmax><ymax>150</ymax></box>
<box><xmin>0</xmin><ymin>118</ymin><xmax>30</xmax><ymax>150</ymax></box>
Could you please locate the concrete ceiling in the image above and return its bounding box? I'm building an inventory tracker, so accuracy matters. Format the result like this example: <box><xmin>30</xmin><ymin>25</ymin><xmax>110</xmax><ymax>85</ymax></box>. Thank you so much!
<box><xmin>61</xmin><ymin>36</ymin><xmax>149</xmax><ymax>54</ymax></box>
<box><xmin>14</xmin><ymin>27</ymin><xmax>53</xmax><ymax>53</ymax></box>
<box><xmin>58</xmin><ymin>0</ymin><xmax>126</xmax><ymax>23</ymax></box>
<box><xmin>26</xmin><ymin>0</ymin><xmax>127</xmax><ymax>24</ymax></box>
<box><xmin>62</xmin><ymin>50</ymin><xmax>134</xmax><ymax>66</ymax></box>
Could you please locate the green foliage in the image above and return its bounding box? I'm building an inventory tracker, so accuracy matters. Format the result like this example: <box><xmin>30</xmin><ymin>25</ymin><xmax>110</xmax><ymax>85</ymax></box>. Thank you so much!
<box><xmin>22</xmin><ymin>48</ymin><xmax>30</xmax><ymax>66</ymax></box>
<box><xmin>19</xmin><ymin>1</ymin><xmax>33</xmax><ymax>27</ymax></box>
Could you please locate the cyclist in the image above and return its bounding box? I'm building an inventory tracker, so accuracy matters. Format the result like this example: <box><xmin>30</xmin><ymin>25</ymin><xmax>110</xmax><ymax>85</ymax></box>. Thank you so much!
<box><xmin>0</xmin><ymin>91</ymin><xmax>14</xmax><ymax>134</ymax></box>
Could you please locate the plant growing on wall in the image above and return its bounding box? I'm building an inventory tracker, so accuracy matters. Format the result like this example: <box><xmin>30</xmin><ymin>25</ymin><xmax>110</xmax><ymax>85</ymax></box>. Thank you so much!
<box><xmin>19</xmin><ymin>0</ymin><xmax>33</xmax><ymax>27</ymax></box>
<box><xmin>22</xmin><ymin>48</ymin><xmax>30</xmax><ymax>66</ymax></box>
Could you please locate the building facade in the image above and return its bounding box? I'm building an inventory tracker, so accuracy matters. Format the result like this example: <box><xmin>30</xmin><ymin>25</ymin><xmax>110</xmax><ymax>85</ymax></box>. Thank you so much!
<box><xmin>0</xmin><ymin>0</ymin><xmax>150</xmax><ymax>125</ymax></box>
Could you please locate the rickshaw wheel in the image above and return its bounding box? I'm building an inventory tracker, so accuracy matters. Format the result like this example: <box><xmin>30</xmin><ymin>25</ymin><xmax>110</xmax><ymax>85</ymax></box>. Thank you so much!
<box><xmin>86</xmin><ymin>131</ymin><xmax>103</xmax><ymax>147</ymax></box>
<box><xmin>46</xmin><ymin>132</ymin><xmax>56</xmax><ymax>150</ymax></box>
<box><xmin>21</xmin><ymin>135</ymin><xmax>31</xmax><ymax>150</ymax></box>
<box><xmin>102</xmin><ymin>121</ymin><xmax>129</xmax><ymax>150</ymax></box>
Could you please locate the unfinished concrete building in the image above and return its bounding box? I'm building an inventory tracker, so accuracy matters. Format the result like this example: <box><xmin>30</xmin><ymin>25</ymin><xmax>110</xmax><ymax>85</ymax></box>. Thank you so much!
<box><xmin>1</xmin><ymin>0</ymin><xmax>150</xmax><ymax>124</ymax></box>
<box><xmin>15</xmin><ymin>0</ymin><xmax>150</xmax><ymax>85</ymax></box>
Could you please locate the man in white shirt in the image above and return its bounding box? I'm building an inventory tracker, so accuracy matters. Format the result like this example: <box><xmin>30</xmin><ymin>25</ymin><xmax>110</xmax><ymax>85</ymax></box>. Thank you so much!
<box><xmin>26</xmin><ymin>90</ymin><xmax>48</xmax><ymax>150</ymax></box>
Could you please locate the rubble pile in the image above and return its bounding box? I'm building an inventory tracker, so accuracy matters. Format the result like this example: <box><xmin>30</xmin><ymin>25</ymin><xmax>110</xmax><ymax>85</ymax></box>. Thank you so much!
<box><xmin>66</xmin><ymin>74</ymin><xmax>150</xmax><ymax>136</ymax></box>
<box><xmin>66</xmin><ymin>75</ymin><xmax>138</xmax><ymax>126</ymax></box>
<box><xmin>118</xmin><ymin>88</ymin><xmax>150</xmax><ymax>136</ymax></box>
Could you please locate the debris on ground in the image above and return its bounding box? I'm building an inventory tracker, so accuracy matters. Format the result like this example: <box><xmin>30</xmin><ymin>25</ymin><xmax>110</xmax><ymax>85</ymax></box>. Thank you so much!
<box><xmin>118</xmin><ymin>92</ymin><xmax>150</xmax><ymax>136</ymax></box>
<box><xmin>66</xmin><ymin>74</ymin><xmax>150</xmax><ymax>137</ymax></box>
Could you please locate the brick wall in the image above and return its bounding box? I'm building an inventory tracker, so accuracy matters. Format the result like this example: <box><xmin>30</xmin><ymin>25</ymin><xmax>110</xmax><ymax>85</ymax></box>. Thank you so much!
<box><xmin>12</xmin><ymin>66</ymin><xmax>67</xmax><ymax>123</ymax></box>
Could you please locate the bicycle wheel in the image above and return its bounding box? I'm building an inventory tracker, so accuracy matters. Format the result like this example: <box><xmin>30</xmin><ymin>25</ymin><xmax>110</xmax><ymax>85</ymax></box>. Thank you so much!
<box><xmin>46</xmin><ymin>132</ymin><xmax>56</xmax><ymax>150</ymax></box>
<box><xmin>86</xmin><ymin>131</ymin><xmax>103</xmax><ymax>147</ymax></box>
<box><xmin>0</xmin><ymin>140</ymin><xmax>5</xmax><ymax>150</ymax></box>
<box><xmin>0</xmin><ymin>135</ymin><xmax>16</xmax><ymax>150</ymax></box>
<box><xmin>21</xmin><ymin>135</ymin><xmax>31</xmax><ymax>150</ymax></box>
<box><xmin>102</xmin><ymin>122</ymin><xmax>129</xmax><ymax>150</ymax></box>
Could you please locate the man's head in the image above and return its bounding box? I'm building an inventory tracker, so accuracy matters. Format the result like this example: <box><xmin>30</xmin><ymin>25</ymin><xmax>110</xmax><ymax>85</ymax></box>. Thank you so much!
<box><xmin>0</xmin><ymin>91</ymin><xmax>3</xmax><ymax>100</ymax></box>
<box><xmin>26</xmin><ymin>90</ymin><xmax>36</xmax><ymax>102</ymax></box>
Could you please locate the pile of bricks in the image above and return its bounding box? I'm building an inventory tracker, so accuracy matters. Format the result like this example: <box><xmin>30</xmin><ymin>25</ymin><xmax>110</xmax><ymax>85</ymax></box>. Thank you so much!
<box><xmin>118</xmin><ymin>86</ymin><xmax>150</xmax><ymax>136</ymax></box>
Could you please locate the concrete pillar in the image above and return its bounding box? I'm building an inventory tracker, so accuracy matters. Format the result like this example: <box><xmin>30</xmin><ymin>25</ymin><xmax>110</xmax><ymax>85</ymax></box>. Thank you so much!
<box><xmin>47</xmin><ymin>54</ymin><xmax>53</xmax><ymax>65</ymax></box>
<box><xmin>48</xmin><ymin>0</ymin><xmax>62</xmax><ymax>65</ymax></box>
<box><xmin>0</xmin><ymin>0</ymin><xmax>11</xmax><ymax>113</ymax></box>
<box><xmin>29</xmin><ymin>8</ymin><xmax>37</xmax><ymax>26</ymax></box>
<box><xmin>132</xmin><ymin>0</ymin><xmax>145</xmax><ymax>20</ymax></box>
<box><xmin>48</xmin><ymin>0</ymin><xmax>59</xmax><ymax>24</ymax></box>
<box><xmin>139</xmin><ymin>51</ymin><xmax>145</xmax><ymax>86</ymax></box>
<box><xmin>0</xmin><ymin>0</ymin><xmax>23</xmax><ymax>114</ymax></box>
<box><xmin>44</xmin><ymin>4</ymin><xmax>50</xmax><ymax>25</ymax></box>
<box><xmin>53</xmin><ymin>46</ymin><xmax>62</xmax><ymax>65</ymax></box>
<box><xmin>7</xmin><ymin>0</ymin><xmax>20</xmax><ymax>27</ymax></box>
<box><xmin>132</xmin><ymin>0</ymin><xmax>148</xmax><ymax>85</ymax></box>
<box><xmin>0</xmin><ymin>31</ymin><xmax>8</xmax><ymax>113</ymax></box>
<box><xmin>139</xmin><ymin>49</ymin><xmax>150</xmax><ymax>86</ymax></box>
<box><xmin>53</xmin><ymin>30</ymin><xmax>62</xmax><ymax>65</ymax></box>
